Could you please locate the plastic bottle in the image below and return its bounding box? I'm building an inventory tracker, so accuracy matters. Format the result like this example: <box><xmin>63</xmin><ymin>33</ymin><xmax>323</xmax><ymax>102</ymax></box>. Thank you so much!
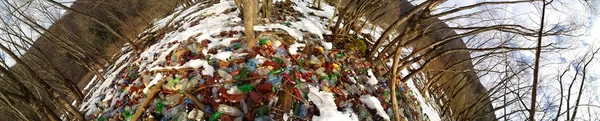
<box><xmin>383</xmin><ymin>89</ymin><xmax>391</xmax><ymax>102</ymax></box>
<box><xmin>173</xmin><ymin>111</ymin><xmax>188</xmax><ymax>121</ymax></box>
<box><xmin>163</xmin><ymin>104</ymin><xmax>185</xmax><ymax>121</ymax></box>
<box><xmin>188</xmin><ymin>109</ymin><xmax>198</xmax><ymax>120</ymax></box>
<box><xmin>271</xmin><ymin>57</ymin><xmax>283</xmax><ymax>64</ymax></box>
<box><xmin>259</xmin><ymin>38</ymin><xmax>270</xmax><ymax>45</ymax></box>
<box><xmin>164</xmin><ymin>94</ymin><xmax>182</xmax><ymax>106</ymax></box>
<box><xmin>233</xmin><ymin>42</ymin><xmax>242</xmax><ymax>50</ymax></box>
<box><xmin>255</xmin><ymin>116</ymin><xmax>275</xmax><ymax>121</ymax></box>
<box><xmin>237</xmin><ymin>84</ymin><xmax>254</xmax><ymax>92</ymax></box>
<box><xmin>187</xmin><ymin>44</ymin><xmax>199</xmax><ymax>54</ymax></box>
<box><xmin>188</xmin><ymin>75</ymin><xmax>201</xmax><ymax>86</ymax></box>
<box><xmin>180</xmin><ymin>78</ymin><xmax>197</xmax><ymax>91</ymax></box>
<box><xmin>233</xmin><ymin>67</ymin><xmax>249</xmax><ymax>80</ymax></box>
<box><xmin>267</xmin><ymin>74</ymin><xmax>282</xmax><ymax>86</ymax></box>
<box><xmin>329</xmin><ymin>74</ymin><xmax>338</xmax><ymax>85</ymax></box>
<box><xmin>217</xmin><ymin>104</ymin><xmax>243</xmax><ymax>116</ymax></box>
<box><xmin>212</xmin><ymin>87</ymin><xmax>219</xmax><ymax>99</ymax></box>
<box><xmin>268</xmin><ymin>68</ymin><xmax>284</xmax><ymax>75</ymax></box>
<box><xmin>205</xmin><ymin>105</ymin><xmax>213</xmax><ymax>114</ymax></box>
<box><xmin>234</xmin><ymin>117</ymin><xmax>243</xmax><ymax>121</ymax></box>
<box><xmin>122</xmin><ymin>110</ymin><xmax>133</xmax><ymax>121</ymax></box>
<box><xmin>218</xmin><ymin>70</ymin><xmax>233</xmax><ymax>81</ymax></box>
<box><xmin>256</xmin><ymin>83</ymin><xmax>273</xmax><ymax>93</ymax></box>
<box><xmin>256</xmin><ymin>106</ymin><xmax>269</xmax><ymax>116</ymax></box>
<box><xmin>256</xmin><ymin>68</ymin><xmax>270</xmax><ymax>76</ymax></box>
<box><xmin>209</xmin><ymin>111</ymin><xmax>223</xmax><ymax>121</ymax></box>
<box><xmin>275</xmin><ymin>46</ymin><xmax>287</xmax><ymax>56</ymax></box>
<box><xmin>240</xmin><ymin>100</ymin><xmax>249</xmax><ymax>113</ymax></box>
<box><xmin>299</xmin><ymin>103</ymin><xmax>307</xmax><ymax>117</ymax></box>
<box><xmin>309</xmin><ymin>55</ymin><xmax>321</xmax><ymax>64</ymax></box>
<box><xmin>155</xmin><ymin>100</ymin><xmax>164</xmax><ymax>116</ymax></box>
<box><xmin>293</xmin><ymin>103</ymin><xmax>300</xmax><ymax>116</ymax></box>
<box><xmin>246</xmin><ymin>59</ymin><xmax>259</xmax><ymax>71</ymax></box>
<box><xmin>315</xmin><ymin>67</ymin><xmax>325</xmax><ymax>75</ymax></box>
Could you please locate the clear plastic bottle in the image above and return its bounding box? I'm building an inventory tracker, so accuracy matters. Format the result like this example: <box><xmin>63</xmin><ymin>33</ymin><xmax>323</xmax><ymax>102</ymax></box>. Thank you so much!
<box><xmin>255</xmin><ymin>115</ymin><xmax>275</xmax><ymax>121</ymax></box>
<box><xmin>218</xmin><ymin>70</ymin><xmax>233</xmax><ymax>81</ymax></box>
<box><xmin>180</xmin><ymin>78</ymin><xmax>197</xmax><ymax>91</ymax></box>
<box><xmin>164</xmin><ymin>94</ymin><xmax>182</xmax><ymax>106</ymax></box>
<box><xmin>217</xmin><ymin>104</ymin><xmax>243</xmax><ymax>116</ymax></box>
<box><xmin>267</xmin><ymin>74</ymin><xmax>283</xmax><ymax>86</ymax></box>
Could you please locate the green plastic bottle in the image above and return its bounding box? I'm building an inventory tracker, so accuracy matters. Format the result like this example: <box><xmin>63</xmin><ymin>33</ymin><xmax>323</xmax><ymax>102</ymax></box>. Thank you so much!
<box><xmin>97</xmin><ymin>116</ymin><xmax>108</xmax><ymax>121</ymax></box>
<box><xmin>122</xmin><ymin>110</ymin><xmax>133</xmax><ymax>121</ymax></box>
<box><xmin>234</xmin><ymin>67</ymin><xmax>249</xmax><ymax>80</ymax></box>
<box><xmin>271</xmin><ymin>57</ymin><xmax>283</xmax><ymax>64</ymax></box>
<box><xmin>256</xmin><ymin>106</ymin><xmax>269</xmax><ymax>116</ymax></box>
<box><xmin>268</xmin><ymin>68</ymin><xmax>284</xmax><ymax>75</ymax></box>
<box><xmin>259</xmin><ymin>38</ymin><xmax>269</xmax><ymax>45</ymax></box>
<box><xmin>209</xmin><ymin>111</ymin><xmax>223</xmax><ymax>121</ymax></box>
<box><xmin>155</xmin><ymin>100</ymin><xmax>164</xmax><ymax>116</ymax></box>
<box><xmin>238</xmin><ymin>84</ymin><xmax>254</xmax><ymax>92</ymax></box>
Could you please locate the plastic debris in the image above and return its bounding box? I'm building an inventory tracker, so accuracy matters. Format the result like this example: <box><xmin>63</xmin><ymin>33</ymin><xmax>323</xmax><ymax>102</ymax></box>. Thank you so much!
<box><xmin>79</xmin><ymin>1</ymin><xmax>433</xmax><ymax>121</ymax></box>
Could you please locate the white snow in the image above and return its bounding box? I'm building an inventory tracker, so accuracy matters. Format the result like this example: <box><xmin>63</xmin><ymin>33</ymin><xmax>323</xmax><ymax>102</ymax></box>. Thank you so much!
<box><xmin>288</xmin><ymin>43</ymin><xmax>306</xmax><ymax>55</ymax></box>
<box><xmin>290</xmin><ymin>19</ymin><xmax>327</xmax><ymax>39</ymax></box>
<box><xmin>406</xmin><ymin>80</ymin><xmax>441</xmax><ymax>121</ymax></box>
<box><xmin>214</xmin><ymin>51</ymin><xmax>233</xmax><ymax>60</ymax></box>
<box><xmin>187</xmin><ymin>59</ymin><xmax>215</xmax><ymax>76</ymax></box>
<box><xmin>321</xmin><ymin>41</ymin><xmax>333</xmax><ymax>50</ymax></box>
<box><xmin>255</xmin><ymin>24</ymin><xmax>304</xmax><ymax>40</ymax></box>
<box><xmin>307</xmin><ymin>85</ymin><xmax>359</xmax><ymax>121</ymax></box>
<box><xmin>149</xmin><ymin>59</ymin><xmax>215</xmax><ymax>77</ymax></box>
<box><xmin>84</xmin><ymin>76</ymin><xmax>97</xmax><ymax>90</ymax></box>
<box><xmin>143</xmin><ymin>73</ymin><xmax>163</xmax><ymax>93</ymax></box>
<box><xmin>359</xmin><ymin>95</ymin><xmax>390</xmax><ymax>121</ymax></box>
<box><xmin>366</xmin><ymin>69</ymin><xmax>379</xmax><ymax>85</ymax></box>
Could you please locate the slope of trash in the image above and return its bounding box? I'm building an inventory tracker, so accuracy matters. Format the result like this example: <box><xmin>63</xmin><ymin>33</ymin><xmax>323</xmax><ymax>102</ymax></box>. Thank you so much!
<box><xmin>79</xmin><ymin>0</ymin><xmax>440</xmax><ymax>121</ymax></box>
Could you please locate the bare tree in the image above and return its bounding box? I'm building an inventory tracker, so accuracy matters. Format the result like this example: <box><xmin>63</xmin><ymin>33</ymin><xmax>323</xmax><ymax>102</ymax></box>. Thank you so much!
<box><xmin>0</xmin><ymin>0</ymin><xmax>182</xmax><ymax>120</ymax></box>
<box><xmin>530</xmin><ymin>0</ymin><xmax>549</xmax><ymax>120</ymax></box>
<box><xmin>235</xmin><ymin>0</ymin><xmax>259</xmax><ymax>47</ymax></box>
<box><xmin>262</xmin><ymin>0</ymin><xmax>273</xmax><ymax>22</ymax></box>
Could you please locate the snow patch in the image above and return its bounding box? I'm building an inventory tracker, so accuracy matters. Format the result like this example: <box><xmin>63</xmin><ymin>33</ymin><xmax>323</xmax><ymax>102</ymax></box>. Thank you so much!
<box><xmin>321</xmin><ymin>41</ymin><xmax>333</xmax><ymax>50</ymax></box>
<box><xmin>289</xmin><ymin>43</ymin><xmax>306</xmax><ymax>55</ymax></box>
<box><xmin>406</xmin><ymin>79</ymin><xmax>441</xmax><ymax>121</ymax></box>
<box><xmin>359</xmin><ymin>95</ymin><xmax>390</xmax><ymax>121</ymax></box>
<box><xmin>366</xmin><ymin>69</ymin><xmax>378</xmax><ymax>85</ymax></box>
<box><xmin>214</xmin><ymin>51</ymin><xmax>233</xmax><ymax>60</ymax></box>
<box><xmin>143</xmin><ymin>73</ymin><xmax>163</xmax><ymax>93</ymax></box>
<box><xmin>308</xmin><ymin>85</ymin><xmax>359</xmax><ymax>121</ymax></box>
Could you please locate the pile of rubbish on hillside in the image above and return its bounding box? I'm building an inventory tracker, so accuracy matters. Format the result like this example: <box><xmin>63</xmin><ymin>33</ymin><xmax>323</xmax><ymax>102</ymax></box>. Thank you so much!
<box><xmin>79</xmin><ymin>0</ymin><xmax>431</xmax><ymax>121</ymax></box>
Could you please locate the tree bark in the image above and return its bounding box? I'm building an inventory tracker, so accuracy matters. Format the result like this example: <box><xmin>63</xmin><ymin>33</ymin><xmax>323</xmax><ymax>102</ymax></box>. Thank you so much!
<box><xmin>243</xmin><ymin>0</ymin><xmax>258</xmax><ymax>47</ymax></box>
<box><xmin>132</xmin><ymin>79</ymin><xmax>165</xmax><ymax>121</ymax></box>
<box><xmin>262</xmin><ymin>0</ymin><xmax>272</xmax><ymax>22</ymax></box>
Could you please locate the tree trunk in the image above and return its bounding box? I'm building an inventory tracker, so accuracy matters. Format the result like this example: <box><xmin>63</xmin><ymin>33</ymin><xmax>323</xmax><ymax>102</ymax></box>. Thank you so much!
<box><xmin>262</xmin><ymin>0</ymin><xmax>272</xmax><ymax>22</ymax></box>
<box><xmin>530</xmin><ymin>1</ymin><xmax>546</xmax><ymax>120</ymax></box>
<box><xmin>243</xmin><ymin>0</ymin><xmax>258</xmax><ymax>47</ymax></box>
<box><xmin>132</xmin><ymin>79</ymin><xmax>165</xmax><ymax>120</ymax></box>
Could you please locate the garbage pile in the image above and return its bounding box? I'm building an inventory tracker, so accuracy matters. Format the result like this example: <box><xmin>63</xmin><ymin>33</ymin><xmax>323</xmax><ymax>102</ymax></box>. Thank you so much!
<box><xmin>79</xmin><ymin>0</ymin><xmax>432</xmax><ymax>121</ymax></box>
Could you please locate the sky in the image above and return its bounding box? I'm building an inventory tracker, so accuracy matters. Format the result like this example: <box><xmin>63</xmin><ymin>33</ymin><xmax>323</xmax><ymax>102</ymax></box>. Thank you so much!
<box><xmin>0</xmin><ymin>0</ymin><xmax>73</xmax><ymax>67</ymax></box>
<box><xmin>434</xmin><ymin>0</ymin><xmax>600</xmax><ymax>120</ymax></box>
